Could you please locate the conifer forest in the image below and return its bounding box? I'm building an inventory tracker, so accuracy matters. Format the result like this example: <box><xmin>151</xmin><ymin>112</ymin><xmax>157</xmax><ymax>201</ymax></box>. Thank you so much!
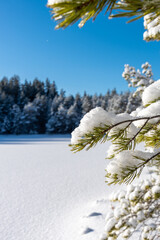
<box><xmin>0</xmin><ymin>74</ymin><xmax>141</xmax><ymax>134</ymax></box>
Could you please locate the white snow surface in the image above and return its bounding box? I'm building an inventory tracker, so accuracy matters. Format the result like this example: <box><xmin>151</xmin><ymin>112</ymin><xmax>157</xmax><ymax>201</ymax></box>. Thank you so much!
<box><xmin>142</xmin><ymin>79</ymin><xmax>160</xmax><ymax>106</ymax></box>
<box><xmin>0</xmin><ymin>135</ymin><xmax>124</xmax><ymax>240</ymax></box>
<box><xmin>48</xmin><ymin>0</ymin><xmax>70</xmax><ymax>5</ymax></box>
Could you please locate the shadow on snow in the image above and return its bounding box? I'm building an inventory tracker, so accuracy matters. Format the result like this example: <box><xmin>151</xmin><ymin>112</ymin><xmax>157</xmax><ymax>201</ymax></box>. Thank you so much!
<box><xmin>0</xmin><ymin>134</ymin><xmax>71</xmax><ymax>144</ymax></box>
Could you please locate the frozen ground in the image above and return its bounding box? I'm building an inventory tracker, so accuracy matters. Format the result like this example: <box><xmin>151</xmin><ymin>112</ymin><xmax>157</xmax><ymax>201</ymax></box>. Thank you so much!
<box><xmin>0</xmin><ymin>135</ymin><xmax>143</xmax><ymax>240</ymax></box>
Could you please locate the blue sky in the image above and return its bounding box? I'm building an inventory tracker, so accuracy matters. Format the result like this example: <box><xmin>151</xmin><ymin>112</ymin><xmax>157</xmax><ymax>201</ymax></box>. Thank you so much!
<box><xmin>0</xmin><ymin>0</ymin><xmax>159</xmax><ymax>95</ymax></box>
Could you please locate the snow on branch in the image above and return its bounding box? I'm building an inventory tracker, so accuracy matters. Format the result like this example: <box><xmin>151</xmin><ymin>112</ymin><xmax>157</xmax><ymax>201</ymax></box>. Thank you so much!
<box><xmin>70</xmin><ymin>107</ymin><xmax>160</xmax><ymax>152</ymax></box>
<box><xmin>143</xmin><ymin>13</ymin><xmax>160</xmax><ymax>41</ymax></box>
<box><xmin>70</xmin><ymin>104</ymin><xmax>160</xmax><ymax>184</ymax></box>
<box><xmin>103</xmin><ymin>176</ymin><xmax>160</xmax><ymax>239</ymax></box>
<box><xmin>105</xmin><ymin>150</ymin><xmax>160</xmax><ymax>184</ymax></box>
<box><xmin>122</xmin><ymin>62</ymin><xmax>154</xmax><ymax>97</ymax></box>
<box><xmin>142</xmin><ymin>79</ymin><xmax>160</xmax><ymax>106</ymax></box>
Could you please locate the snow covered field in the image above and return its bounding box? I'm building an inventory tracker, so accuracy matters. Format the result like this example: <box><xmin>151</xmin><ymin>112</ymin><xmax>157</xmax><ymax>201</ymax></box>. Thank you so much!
<box><xmin>0</xmin><ymin>135</ymin><xmax>128</xmax><ymax>240</ymax></box>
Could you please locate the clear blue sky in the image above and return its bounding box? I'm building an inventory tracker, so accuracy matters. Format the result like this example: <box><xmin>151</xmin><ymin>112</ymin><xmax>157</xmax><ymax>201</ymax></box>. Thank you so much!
<box><xmin>0</xmin><ymin>0</ymin><xmax>159</xmax><ymax>95</ymax></box>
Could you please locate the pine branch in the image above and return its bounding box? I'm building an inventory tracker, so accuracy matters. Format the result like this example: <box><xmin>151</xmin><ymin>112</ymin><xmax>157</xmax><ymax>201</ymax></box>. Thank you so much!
<box><xmin>70</xmin><ymin>114</ymin><xmax>160</xmax><ymax>152</ymax></box>
<box><xmin>69</xmin><ymin>124</ymin><xmax>110</xmax><ymax>152</ymax></box>
<box><xmin>48</xmin><ymin>0</ymin><xmax>117</xmax><ymax>29</ymax></box>
<box><xmin>125</xmin><ymin>118</ymin><xmax>149</xmax><ymax>148</ymax></box>
<box><xmin>112</xmin><ymin>0</ymin><xmax>160</xmax><ymax>23</ymax></box>
<box><xmin>106</xmin><ymin>151</ymin><xmax>160</xmax><ymax>185</ymax></box>
<box><xmin>48</xmin><ymin>0</ymin><xmax>160</xmax><ymax>29</ymax></box>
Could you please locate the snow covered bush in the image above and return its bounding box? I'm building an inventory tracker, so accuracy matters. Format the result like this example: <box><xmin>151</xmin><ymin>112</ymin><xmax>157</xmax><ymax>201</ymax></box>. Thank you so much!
<box><xmin>70</xmin><ymin>65</ymin><xmax>160</xmax><ymax>239</ymax></box>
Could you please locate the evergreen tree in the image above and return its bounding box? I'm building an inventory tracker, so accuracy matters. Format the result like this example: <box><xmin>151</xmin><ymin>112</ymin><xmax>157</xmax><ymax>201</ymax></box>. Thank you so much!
<box><xmin>92</xmin><ymin>93</ymin><xmax>99</xmax><ymax>108</ymax></box>
<box><xmin>21</xmin><ymin>102</ymin><xmax>39</xmax><ymax>134</ymax></box>
<box><xmin>0</xmin><ymin>92</ymin><xmax>13</xmax><ymax>128</ymax></box>
<box><xmin>31</xmin><ymin>78</ymin><xmax>45</xmax><ymax>98</ymax></box>
<box><xmin>33</xmin><ymin>94</ymin><xmax>48</xmax><ymax>133</ymax></box>
<box><xmin>63</xmin><ymin>95</ymin><xmax>74</xmax><ymax>109</ymax></box>
<box><xmin>56</xmin><ymin>104</ymin><xmax>69</xmax><ymax>133</ymax></box>
<box><xmin>0</xmin><ymin>75</ymin><xmax>141</xmax><ymax>135</ymax></box>
<box><xmin>46</xmin><ymin>114</ymin><xmax>59</xmax><ymax>133</ymax></box>
<box><xmin>126</xmin><ymin>93</ymin><xmax>141</xmax><ymax>114</ymax></box>
<box><xmin>8</xmin><ymin>76</ymin><xmax>20</xmax><ymax>104</ymax></box>
<box><xmin>11</xmin><ymin>104</ymin><xmax>23</xmax><ymax>134</ymax></box>
<box><xmin>82</xmin><ymin>92</ymin><xmax>92</xmax><ymax>115</ymax></box>
<box><xmin>45</xmin><ymin>78</ymin><xmax>58</xmax><ymax>99</ymax></box>
<box><xmin>47</xmin><ymin>103</ymin><xmax>68</xmax><ymax>133</ymax></box>
<box><xmin>1</xmin><ymin>116</ymin><xmax>12</xmax><ymax>134</ymax></box>
<box><xmin>72</xmin><ymin>93</ymin><xmax>83</xmax><ymax>125</ymax></box>
<box><xmin>47</xmin><ymin>0</ymin><xmax>160</xmax><ymax>238</ymax></box>
<box><xmin>67</xmin><ymin>103</ymin><xmax>80</xmax><ymax>132</ymax></box>
<box><xmin>21</xmin><ymin>80</ymin><xmax>34</xmax><ymax>102</ymax></box>
<box><xmin>0</xmin><ymin>77</ymin><xmax>9</xmax><ymax>94</ymax></box>
<box><xmin>1</xmin><ymin>104</ymin><xmax>23</xmax><ymax>134</ymax></box>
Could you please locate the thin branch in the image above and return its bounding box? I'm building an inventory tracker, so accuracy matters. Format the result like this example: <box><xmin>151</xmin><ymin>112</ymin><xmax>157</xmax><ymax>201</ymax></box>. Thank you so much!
<box><xmin>132</xmin><ymin>151</ymin><xmax>160</xmax><ymax>175</ymax></box>
<box><xmin>126</xmin><ymin>118</ymin><xmax>149</xmax><ymax>147</ymax></box>
<box><xmin>97</xmin><ymin>115</ymin><xmax>160</xmax><ymax>137</ymax></box>
<box><xmin>70</xmin><ymin>115</ymin><xmax>160</xmax><ymax>152</ymax></box>
<box><xmin>107</xmin><ymin>115</ymin><xmax>160</xmax><ymax>132</ymax></box>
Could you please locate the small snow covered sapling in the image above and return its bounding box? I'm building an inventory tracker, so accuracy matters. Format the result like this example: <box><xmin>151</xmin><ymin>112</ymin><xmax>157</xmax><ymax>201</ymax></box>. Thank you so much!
<box><xmin>69</xmin><ymin>64</ymin><xmax>160</xmax><ymax>239</ymax></box>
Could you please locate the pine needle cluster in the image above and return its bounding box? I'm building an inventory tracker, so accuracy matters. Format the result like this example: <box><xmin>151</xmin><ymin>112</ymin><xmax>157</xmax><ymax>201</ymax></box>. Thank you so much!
<box><xmin>47</xmin><ymin>0</ymin><xmax>160</xmax><ymax>35</ymax></box>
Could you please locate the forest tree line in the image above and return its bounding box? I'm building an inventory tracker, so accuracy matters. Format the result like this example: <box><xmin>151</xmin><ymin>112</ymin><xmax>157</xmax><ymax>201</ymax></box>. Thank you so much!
<box><xmin>0</xmin><ymin>76</ymin><xmax>141</xmax><ymax>134</ymax></box>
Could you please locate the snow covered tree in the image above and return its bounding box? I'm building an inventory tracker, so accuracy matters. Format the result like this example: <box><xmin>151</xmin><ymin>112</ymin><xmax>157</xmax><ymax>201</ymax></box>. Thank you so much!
<box><xmin>46</xmin><ymin>114</ymin><xmax>59</xmax><ymax>133</ymax></box>
<box><xmin>107</xmin><ymin>92</ymin><xmax>129</xmax><ymax>114</ymax></box>
<box><xmin>63</xmin><ymin>95</ymin><xmax>74</xmax><ymax>109</ymax></box>
<box><xmin>69</xmin><ymin>66</ymin><xmax>160</xmax><ymax>239</ymax></box>
<box><xmin>0</xmin><ymin>74</ymin><xmax>138</xmax><ymax>134</ymax></box>
<box><xmin>125</xmin><ymin>93</ymin><xmax>141</xmax><ymax>114</ymax></box>
<box><xmin>33</xmin><ymin>94</ymin><xmax>48</xmax><ymax>133</ymax></box>
<box><xmin>67</xmin><ymin>102</ymin><xmax>81</xmax><ymax>132</ymax></box>
<box><xmin>82</xmin><ymin>92</ymin><xmax>92</xmax><ymax>115</ymax></box>
<box><xmin>1</xmin><ymin>104</ymin><xmax>22</xmax><ymax>134</ymax></box>
<box><xmin>10</xmin><ymin>104</ymin><xmax>23</xmax><ymax>134</ymax></box>
<box><xmin>21</xmin><ymin>102</ymin><xmax>39</xmax><ymax>134</ymax></box>
<box><xmin>45</xmin><ymin>79</ymin><xmax>58</xmax><ymax>99</ymax></box>
<box><xmin>47</xmin><ymin>0</ymin><xmax>160</xmax><ymax>238</ymax></box>
<box><xmin>47</xmin><ymin>103</ymin><xmax>69</xmax><ymax>133</ymax></box>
